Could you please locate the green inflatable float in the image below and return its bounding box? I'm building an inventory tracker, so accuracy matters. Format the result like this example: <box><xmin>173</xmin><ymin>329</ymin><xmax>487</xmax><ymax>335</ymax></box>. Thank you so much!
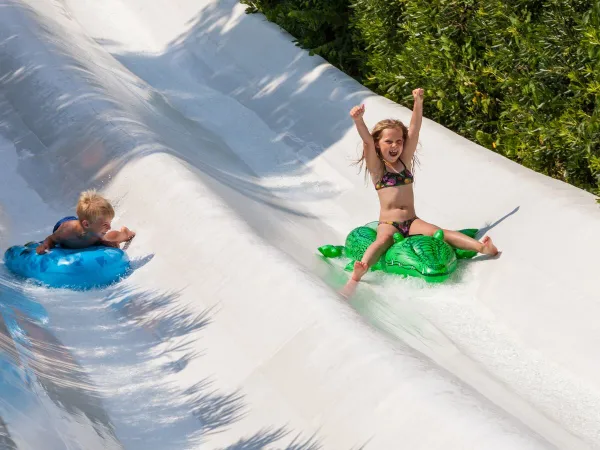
<box><xmin>318</xmin><ymin>222</ymin><xmax>478</xmax><ymax>283</ymax></box>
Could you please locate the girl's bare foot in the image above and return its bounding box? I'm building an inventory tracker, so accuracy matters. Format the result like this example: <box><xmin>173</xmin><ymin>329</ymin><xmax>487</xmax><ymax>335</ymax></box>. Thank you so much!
<box><xmin>340</xmin><ymin>280</ymin><xmax>358</xmax><ymax>299</ymax></box>
<box><xmin>351</xmin><ymin>261</ymin><xmax>369</xmax><ymax>281</ymax></box>
<box><xmin>480</xmin><ymin>236</ymin><xmax>499</xmax><ymax>256</ymax></box>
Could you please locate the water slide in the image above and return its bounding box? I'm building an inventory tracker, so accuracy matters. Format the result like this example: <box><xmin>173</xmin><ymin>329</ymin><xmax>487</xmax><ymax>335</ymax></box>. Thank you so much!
<box><xmin>1</xmin><ymin>0</ymin><xmax>599</xmax><ymax>448</ymax></box>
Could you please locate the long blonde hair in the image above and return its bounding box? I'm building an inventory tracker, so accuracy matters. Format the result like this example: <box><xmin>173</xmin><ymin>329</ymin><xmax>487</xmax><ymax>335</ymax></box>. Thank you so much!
<box><xmin>355</xmin><ymin>119</ymin><xmax>417</xmax><ymax>182</ymax></box>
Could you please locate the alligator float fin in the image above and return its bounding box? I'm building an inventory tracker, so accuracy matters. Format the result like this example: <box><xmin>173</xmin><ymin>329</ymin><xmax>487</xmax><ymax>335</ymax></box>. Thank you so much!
<box><xmin>458</xmin><ymin>228</ymin><xmax>479</xmax><ymax>239</ymax></box>
<box><xmin>318</xmin><ymin>245</ymin><xmax>344</xmax><ymax>258</ymax></box>
<box><xmin>455</xmin><ymin>228</ymin><xmax>479</xmax><ymax>259</ymax></box>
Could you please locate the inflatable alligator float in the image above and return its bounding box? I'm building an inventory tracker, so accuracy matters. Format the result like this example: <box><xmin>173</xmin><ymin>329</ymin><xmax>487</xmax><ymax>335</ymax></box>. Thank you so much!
<box><xmin>318</xmin><ymin>222</ymin><xmax>478</xmax><ymax>282</ymax></box>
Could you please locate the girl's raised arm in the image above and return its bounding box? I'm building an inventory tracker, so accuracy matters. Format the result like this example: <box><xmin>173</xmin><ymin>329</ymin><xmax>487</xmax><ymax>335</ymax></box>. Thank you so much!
<box><xmin>350</xmin><ymin>105</ymin><xmax>381</xmax><ymax>175</ymax></box>
<box><xmin>403</xmin><ymin>88</ymin><xmax>424</xmax><ymax>168</ymax></box>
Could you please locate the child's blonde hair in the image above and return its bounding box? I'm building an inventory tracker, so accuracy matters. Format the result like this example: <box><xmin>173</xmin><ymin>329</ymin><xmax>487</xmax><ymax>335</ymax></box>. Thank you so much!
<box><xmin>76</xmin><ymin>190</ymin><xmax>115</xmax><ymax>223</ymax></box>
<box><xmin>355</xmin><ymin>119</ymin><xmax>417</xmax><ymax>180</ymax></box>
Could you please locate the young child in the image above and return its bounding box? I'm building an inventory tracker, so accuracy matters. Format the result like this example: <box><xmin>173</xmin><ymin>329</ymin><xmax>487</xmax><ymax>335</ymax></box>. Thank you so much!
<box><xmin>348</xmin><ymin>88</ymin><xmax>498</xmax><ymax>283</ymax></box>
<box><xmin>36</xmin><ymin>190</ymin><xmax>135</xmax><ymax>255</ymax></box>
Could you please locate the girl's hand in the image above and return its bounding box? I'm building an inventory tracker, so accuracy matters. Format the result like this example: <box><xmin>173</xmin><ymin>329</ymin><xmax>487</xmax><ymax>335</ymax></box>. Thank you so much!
<box><xmin>349</xmin><ymin>104</ymin><xmax>365</xmax><ymax>121</ymax></box>
<box><xmin>412</xmin><ymin>88</ymin><xmax>424</xmax><ymax>102</ymax></box>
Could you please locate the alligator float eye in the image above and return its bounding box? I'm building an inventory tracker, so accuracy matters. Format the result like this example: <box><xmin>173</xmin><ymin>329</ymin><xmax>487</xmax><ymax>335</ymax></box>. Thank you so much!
<box><xmin>393</xmin><ymin>233</ymin><xmax>405</xmax><ymax>243</ymax></box>
<box><xmin>433</xmin><ymin>229</ymin><xmax>445</xmax><ymax>241</ymax></box>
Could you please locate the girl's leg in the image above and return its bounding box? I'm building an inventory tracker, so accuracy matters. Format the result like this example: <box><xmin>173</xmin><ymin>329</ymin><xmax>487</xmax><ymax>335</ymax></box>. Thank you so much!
<box><xmin>409</xmin><ymin>219</ymin><xmax>498</xmax><ymax>255</ymax></box>
<box><xmin>350</xmin><ymin>225</ymin><xmax>397</xmax><ymax>281</ymax></box>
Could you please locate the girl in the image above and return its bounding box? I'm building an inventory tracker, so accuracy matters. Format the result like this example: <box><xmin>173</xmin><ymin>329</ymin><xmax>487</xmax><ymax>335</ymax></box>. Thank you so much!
<box><xmin>348</xmin><ymin>88</ymin><xmax>498</xmax><ymax>283</ymax></box>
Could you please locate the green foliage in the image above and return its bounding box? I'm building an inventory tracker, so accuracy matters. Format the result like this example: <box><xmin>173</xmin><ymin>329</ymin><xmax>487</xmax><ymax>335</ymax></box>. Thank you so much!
<box><xmin>240</xmin><ymin>0</ymin><xmax>361</xmax><ymax>75</ymax></box>
<box><xmin>241</xmin><ymin>0</ymin><xmax>600</xmax><ymax>199</ymax></box>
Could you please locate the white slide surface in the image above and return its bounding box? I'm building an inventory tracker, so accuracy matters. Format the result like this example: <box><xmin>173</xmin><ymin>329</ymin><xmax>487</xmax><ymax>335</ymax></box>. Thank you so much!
<box><xmin>0</xmin><ymin>0</ymin><xmax>599</xmax><ymax>448</ymax></box>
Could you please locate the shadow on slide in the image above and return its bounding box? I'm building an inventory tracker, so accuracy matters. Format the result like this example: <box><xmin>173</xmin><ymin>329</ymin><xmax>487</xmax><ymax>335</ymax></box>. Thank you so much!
<box><xmin>0</xmin><ymin>268</ymin><xmax>329</xmax><ymax>448</ymax></box>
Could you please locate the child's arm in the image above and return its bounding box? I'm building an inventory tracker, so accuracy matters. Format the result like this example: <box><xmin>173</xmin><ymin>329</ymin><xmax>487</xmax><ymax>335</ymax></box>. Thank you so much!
<box><xmin>351</xmin><ymin>105</ymin><xmax>374</xmax><ymax>145</ymax></box>
<box><xmin>350</xmin><ymin>105</ymin><xmax>381</xmax><ymax>175</ymax></box>
<box><xmin>103</xmin><ymin>226</ymin><xmax>136</xmax><ymax>245</ymax></box>
<box><xmin>36</xmin><ymin>234</ymin><xmax>58</xmax><ymax>254</ymax></box>
<box><xmin>403</xmin><ymin>88</ymin><xmax>424</xmax><ymax>167</ymax></box>
<box><xmin>35</xmin><ymin>222</ymin><xmax>76</xmax><ymax>254</ymax></box>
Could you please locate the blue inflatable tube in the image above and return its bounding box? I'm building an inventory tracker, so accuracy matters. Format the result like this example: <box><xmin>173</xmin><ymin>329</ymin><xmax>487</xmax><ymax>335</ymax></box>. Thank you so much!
<box><xmin>3</xmin><ymin>242</ymin><xmax>130</xmax><ymax>290</ymax></box>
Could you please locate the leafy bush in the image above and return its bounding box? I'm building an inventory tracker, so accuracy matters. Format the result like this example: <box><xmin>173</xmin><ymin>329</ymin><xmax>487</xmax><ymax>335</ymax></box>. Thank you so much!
<box><xmin>240</xmin><ymin>0</ymin><xmax>361</xmax><ymax>76</ymax></box>
<box><xmin>241</xmin><ymin>0</ymin><xmax>600</xmax><ymax>198</ymax></box>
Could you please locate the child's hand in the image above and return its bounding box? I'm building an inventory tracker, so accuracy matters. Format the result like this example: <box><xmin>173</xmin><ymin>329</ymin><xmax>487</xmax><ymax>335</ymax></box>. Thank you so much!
<box><xmin>412</xmin><ymin>88</ymin><xmax>424</xmax><ymax>102</ymax></box>
<box><xmin>349</xmin><ymin>104</ymin><xmax>365</xmax><ymax>121</ymax></box>
<box><xmin>36</xmin><ymin>243</ymin><xmax>48</xmax><ymax>255</ymax></box>
<box><xmin>121</xmin><ymin>227</ymin><xmax>135</xmax><ymax>241</ymax></box>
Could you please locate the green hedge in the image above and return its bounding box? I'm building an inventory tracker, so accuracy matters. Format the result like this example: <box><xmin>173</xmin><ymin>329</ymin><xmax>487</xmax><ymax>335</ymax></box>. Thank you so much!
<box><xmin>241</xmin><ymin>0</ymin><xmax>361</xmax><ymax>75</ymax></box>
<box><xmin>241</xmin><ymin>0</ymin><xmax>600</xmax><ymax>198</ymax></box>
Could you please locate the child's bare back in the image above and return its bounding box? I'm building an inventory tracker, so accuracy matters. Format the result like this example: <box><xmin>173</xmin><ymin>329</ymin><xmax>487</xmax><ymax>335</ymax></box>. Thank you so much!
<box><xmin>48</xmin><ymin>220</ymin><xmax>116</xmax><ymax>249</ymax></box>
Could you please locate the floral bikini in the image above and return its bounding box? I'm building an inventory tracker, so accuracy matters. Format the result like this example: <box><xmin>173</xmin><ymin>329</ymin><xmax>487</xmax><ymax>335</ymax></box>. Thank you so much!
<box><xmin>375</xmin><ymin>159</ymin><xmax>414</xmax><ymax>190</ymax></box>
<box><xmin>375</xmin><ymin>160</ymin><xmax>417</xmax><ymax>237</ymax></box>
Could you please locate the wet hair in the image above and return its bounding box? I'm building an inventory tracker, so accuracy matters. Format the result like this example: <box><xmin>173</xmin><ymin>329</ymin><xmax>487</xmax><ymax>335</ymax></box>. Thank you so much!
<box><xmin>76</xmin><ymin>190</ymin><xmax>115</xmax><ymax>223</ymax></box>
